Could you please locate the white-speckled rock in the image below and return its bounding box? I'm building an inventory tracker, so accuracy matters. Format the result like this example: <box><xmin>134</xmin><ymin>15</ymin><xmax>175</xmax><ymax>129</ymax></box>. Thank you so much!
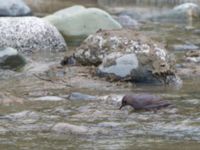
<box><xmin>0</xmin><ymin>17</ymin><xmax>67</xmax><ymax>53</ymax></box>
<box><xmin>0</xmin><ymin>0</ymin><xmax>32</xmax><ymax>16</ymax></box>
<box><xmin>44</xmin><ymin>5</ymin><xmax>122</xmax><ymax>45</ymax></box>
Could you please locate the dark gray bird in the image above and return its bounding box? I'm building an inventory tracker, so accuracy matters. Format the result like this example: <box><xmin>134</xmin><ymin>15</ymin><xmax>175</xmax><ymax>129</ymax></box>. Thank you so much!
<box><xmin>119</xmin><ymin>94</ymin><xmax>172</xmax><ymax>111</ymax></box>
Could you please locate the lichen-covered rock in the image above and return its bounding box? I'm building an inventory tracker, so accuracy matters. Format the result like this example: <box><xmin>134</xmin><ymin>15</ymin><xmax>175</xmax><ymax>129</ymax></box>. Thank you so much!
<box><xmin>0</xmin><ymin>0</ymin><xmax>32</xmax><ymax>16</ymax></box>
<box><xmin>150</xmin><ymin>3</ymin><xmax>200</xmax><ymax>23</ymax></box>
<box><xmin>0</xmin><ymin>47</ymin><xmax>26</xmax><ymax>70</ymax></box>
<box><xmin>74</xmin><ymin>29</ymin><xmax>181</xmax><ymax>85</ymax></box>
<box><xmin>0</xmin><ymin>17</ymin><xmax>67</xmax><ymax>53</ymax></box>
<box><xmin>44</xmin><ymin>5</ymin><xmax>122</xmax><ymax>45</ymax></box>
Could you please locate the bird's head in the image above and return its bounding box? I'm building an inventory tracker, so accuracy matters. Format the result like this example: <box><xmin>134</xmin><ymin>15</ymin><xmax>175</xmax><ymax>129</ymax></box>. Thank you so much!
<box><xmin>119</xmin><ymin>96</ymin><xmax>129</xmax><ymax>110</ymax></box>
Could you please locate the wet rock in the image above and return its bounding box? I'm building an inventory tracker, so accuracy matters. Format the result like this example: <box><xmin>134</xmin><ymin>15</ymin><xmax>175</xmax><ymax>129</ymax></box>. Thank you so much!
<box><xmin>52</xmin><ymin>123</ymin><xmax>88</xmax><ymax>134</ymax></box>
<box><xmin>68</xmin><ymin>92</ymin><xmax>97</xmax><ymax>101</ymax></box>
<box><xmin>0</xmin><ymin>0</ymin><xmax>32</xmax><ymax>16</ymax></box>
<box><xmin>74</xmin><ymin>29</ymin><xmax>181</xmax><ymax>85</ymax></box>
<box><xmin>98</xmin><ymin>53</ymin><xmax>138</xmax><ymax>79</ymax></box>
<box><xmin>150</xmin><ymin>3</ymin><xmax>200</xmax><ymax>23</ymax></box>
<box><xmin>0</xmin><ymin>17</ymin><xmax>66</xmax><ymax>53</ymax></box>
<box><xmin>44</xmin><ymin>5</ymin><xmax>122</xmax><ymax>45</ymax></box>
<box><xmin>114</xmin><ymin>15</ymin><xmax>139</xmax><ymax>28</ymax></box>
<box><xmin>0</xmin><ymin>47</ymin><xmax>26</xmax><ymax>70</ymax></box>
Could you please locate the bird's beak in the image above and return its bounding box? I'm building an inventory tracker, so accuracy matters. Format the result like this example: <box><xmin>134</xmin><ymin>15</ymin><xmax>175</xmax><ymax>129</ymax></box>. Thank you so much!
<box><xmin>119</xmin><ymin>104</ymin><xmax>124</xmax><ymax>110</ymax></box>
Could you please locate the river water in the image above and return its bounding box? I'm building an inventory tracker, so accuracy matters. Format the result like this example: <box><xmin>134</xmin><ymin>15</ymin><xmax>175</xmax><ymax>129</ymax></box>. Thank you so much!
<box><xmin>0</xmin><ymin>2</ymin><xmax>200</xmax><ymax>150</ymax></box>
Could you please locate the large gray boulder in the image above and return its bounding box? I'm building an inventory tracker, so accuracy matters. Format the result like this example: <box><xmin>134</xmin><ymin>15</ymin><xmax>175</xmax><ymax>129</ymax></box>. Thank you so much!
<box><xmin>0</xmin><ymin>17</ymin><xmax>67</xmax><ymax>53</ymax></box>
<box><xmin>0</xmin><ymin>0</ymin><xmax>32</xmax><ymax>16</ymax></box>
<box><xmin>150</xmin><ymin>3</ymin><xmax>200</xmax><ymax>23</ymax></box>
<box><xmin>44</xmin><ymin>5</ymin><xmax>122</xmax><ymax>45</ymax></box>
<box><xmin>0</xmin><ymin>47</ymin><xmax>26</xmax><ymax>70</ymax></box>
<box><xmin>74</xmin><ymin>29</ymin><xmax>182</xmax><ymax>85</ymax></box>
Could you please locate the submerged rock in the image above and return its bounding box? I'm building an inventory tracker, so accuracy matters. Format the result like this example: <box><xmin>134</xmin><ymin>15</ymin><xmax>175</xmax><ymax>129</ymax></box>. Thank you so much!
<box><xmin>44</xmin><ymin>5</ymin><xmax>122</xmax><ymax>45</ymax></box>
<box><xmin>0</xmin><ymin>47</ymin><xmax>26</xmax><ymax>70</ymax></box>
<box><xmin>0</xmin><ymin>0</ymin><xmax>32</xmax><ymax>16</ymax></box>
<box><xmin>150</xmin><ymin>3</ymin><xmax>200</xmax><ymax>23</ymax></box>
<box><xmin>52</xmin><ymin>123</ymin><xmax>88</xmax><ymax>134</ymax></box>
<box><xmin>74</xmin><ymin>29</ymin><xmax>181</xmax><ymax>85</ymax></box>
<box><xmin>0</xmin><ymin>17</ymin><xmax>67</xmax><ymax>53</ymax></box>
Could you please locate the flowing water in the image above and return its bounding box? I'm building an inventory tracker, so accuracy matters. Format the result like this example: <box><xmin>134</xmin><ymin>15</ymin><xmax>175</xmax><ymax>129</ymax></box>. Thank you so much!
<box><xmin>1</xmin><ymin>2</ymin><xmax>200</xmax><ymax>150</ymax></box>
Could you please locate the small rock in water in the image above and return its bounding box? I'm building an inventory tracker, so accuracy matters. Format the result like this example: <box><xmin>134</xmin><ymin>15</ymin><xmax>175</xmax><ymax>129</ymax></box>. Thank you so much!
<box><xmin>52</xmin><ymin>123</ymin><xmax>88</xmax><ymax>134</ymax></box>
<box><xmin>0</xmin><ymin>47</ymin><xmax>26</xmax><ymax>70</ymax></box>
<box><xmin>32</xmin><ymin>96</ymin><xmax>65</xmax><ymax>101</ymax></box>
<box><xmin>68</xmin><ymin>92</ymin><xmax>97</xmax><ymax>101</ymax></box>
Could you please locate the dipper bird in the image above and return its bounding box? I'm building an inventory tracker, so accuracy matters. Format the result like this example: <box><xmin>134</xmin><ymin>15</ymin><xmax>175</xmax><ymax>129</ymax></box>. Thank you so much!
<box><xmin>119</xmin><ymin>94</ymin><xmax>171</xmax><ymax>111</ymax></box>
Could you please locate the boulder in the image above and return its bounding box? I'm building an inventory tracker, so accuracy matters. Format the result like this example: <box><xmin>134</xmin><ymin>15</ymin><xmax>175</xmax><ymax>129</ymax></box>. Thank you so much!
<box><xmin>0</xmin><ymin>47</ymin><xmax>26</xmax><ymax>70</ymax></box>
<box><xmin>0</xmin><ymin>17</ymin><xmax>67</xmax><ymax>53</ymax></box>
<box><xmin>150</xmin><ymin>3</ymin><xmax>200</xmax><ymax>23</ymax></box>
<box><xmin>74</xmin><ymin>29</ymin><xmax>182</xmax><ymax>85</ymax></box>
<box><xmin>0</xmin><ymin>0</ymin><xmax>32</xmax><ymax>16</ymax></box>
<box><xmin>44</xmin><ymin>5</ymin><xmax>122</xmax><ymax>45</ymax></box>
